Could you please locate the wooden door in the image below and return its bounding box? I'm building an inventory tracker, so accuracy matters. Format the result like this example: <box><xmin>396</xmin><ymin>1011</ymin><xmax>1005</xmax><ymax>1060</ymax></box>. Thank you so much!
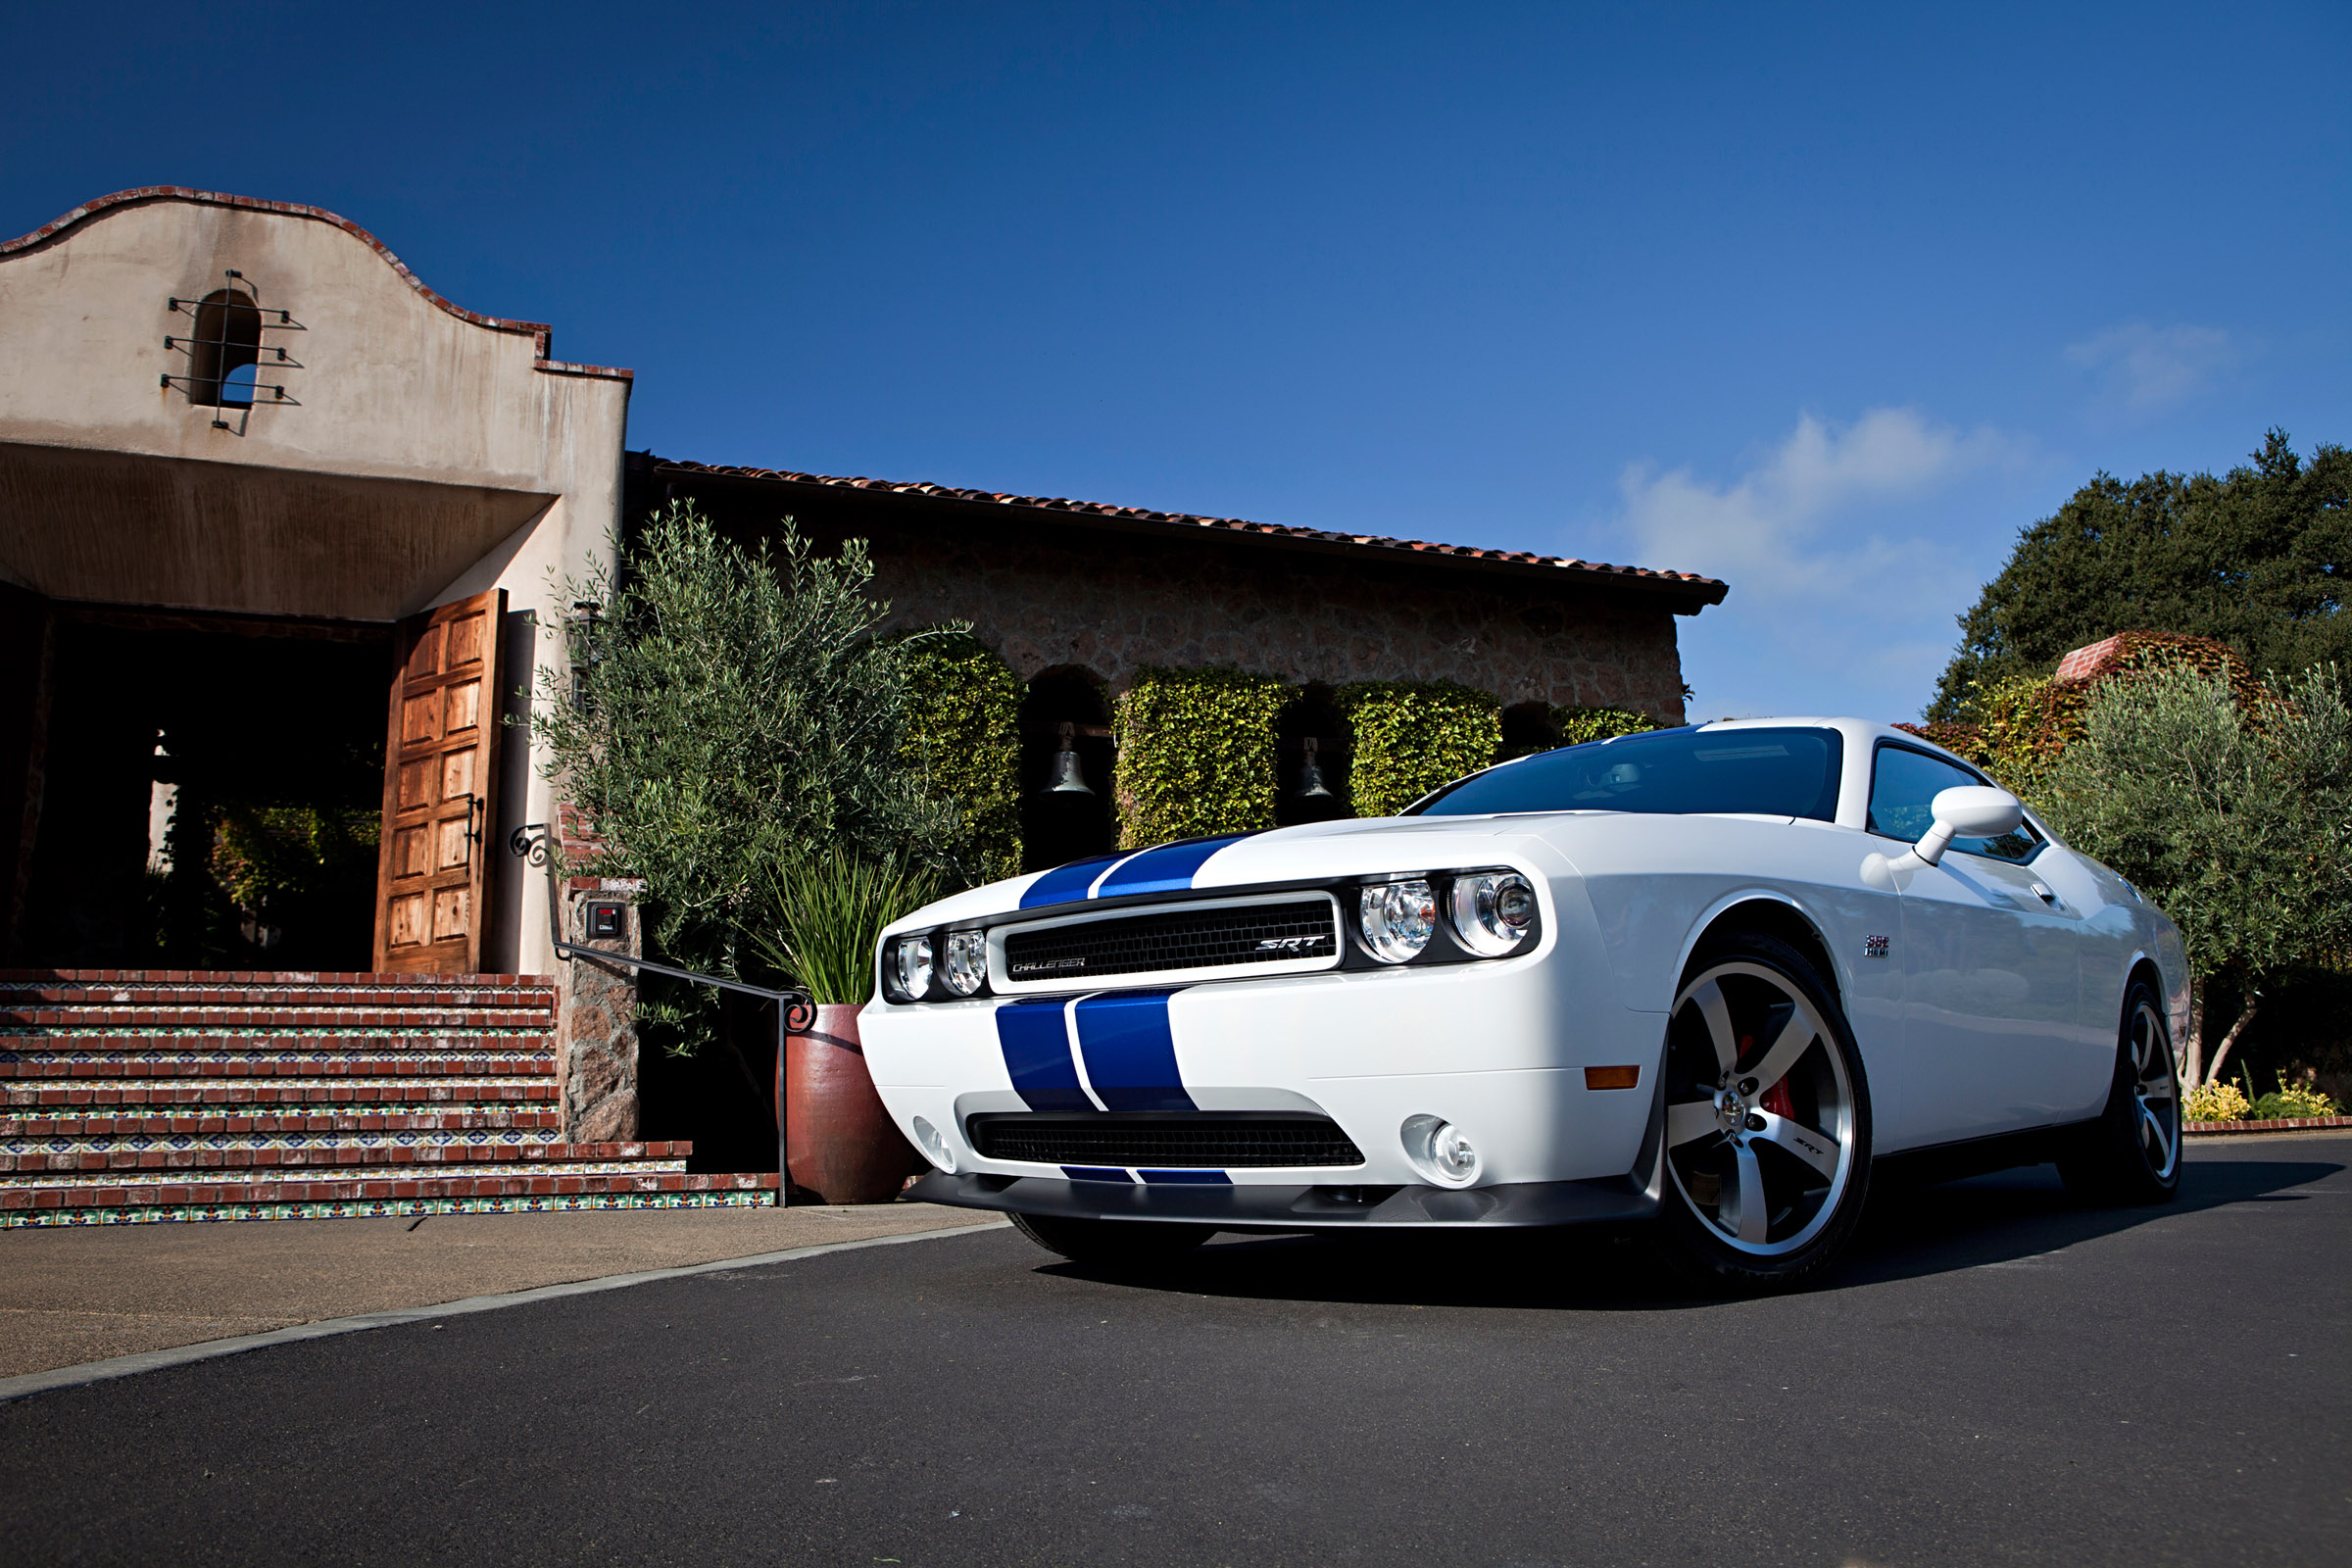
<box><xmin>372</xmin><ymin>589</ymin><xmax>505</xmax><ymax>974</ymax></box>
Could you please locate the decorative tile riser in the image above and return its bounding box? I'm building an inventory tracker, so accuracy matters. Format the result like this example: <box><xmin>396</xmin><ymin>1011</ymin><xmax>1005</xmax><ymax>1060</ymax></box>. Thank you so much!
<box><xmin>0</xmin><ymin>1110</ymin><xmax>566</xmax><ymax>1136</ymax></box>
<box><xmin>0</xmin><ymin>1167</ymin><xmax>756</xmax><ymax>1208</ymax></box>
<box><xmin>1</xmin><ymin>1140</ymin><xmax>693</xmax><ymax>1173</ymax></box>
<box><xmin>0</xmin><ymin>1031</ymin><xmax>551</xmax><ymax>1051</ymax></box>
<box><xmin>1</xmin><ymin>1188</ymin><xmax>779</xmax><ymax>1227</ymax></box>
<box><xmin>1</xmin><ymin>984</ymin><xmax>553</xmax><ymax>1004</ymax></box>
<box><xmin>5</xmin><ymin>1128</ymin><xmax>597</xmax><ymax>1156</ymax></box>
<box><xmin>5</xmin><ymin>1010</ymin><xmax>552</xmax><ymax>1031</ymax></box>
<box><xmin>0</xmin><ymin>1056</ymin><xmax>558</xmax><ymax>1079</ymax></box>
<box><xmin>6</xmin><ymin>1082</ymin><xmax>561</xmax><ymax>1108</ymax></box>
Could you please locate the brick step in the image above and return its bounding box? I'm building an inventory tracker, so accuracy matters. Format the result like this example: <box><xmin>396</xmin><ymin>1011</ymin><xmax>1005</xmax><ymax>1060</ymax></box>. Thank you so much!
<box><xmin>0</xmin><ymin>1030</ymin><xmax>551</xmax><ymax>1052</ymax></box>
<box><xmin>0</xmin><ymin>1054</ymin><xmax>558</xmax><ymax>1081</ymax></box>
<box><xmin>4</xmin><ymin>1142</ymin><xmax>686</xmax><ymax>1175</ymax></box>
<box><xmin>0</xmin><ymin>1108</ymin><xmax>565</xmax><ymax>1138</ymax></box>
<box><xmin>6</xmin><ymin>1080</ymin><xmax>561</xmax><ymax>1111</ymax></box>
<box><xmin>1</xmin><ymin>1141</ymin><xmax>692</xmax><ymax>1176</ymax></box>
<box><xmin>3</xmin><ymin>1006</ymin><xmax>554</xmax><ymax>1031</ymax></box>
<box><xmin>0</xmin><ymin>968</ymin><xmax>554</xmax><ymax>995</ymax></box>
<box><xmin>1</xmin><ymin>1186</ymin><xmax>780</xmax><ymax>1228</ymax></box>
<box><xmin>4</xmin><ymin>1169</ymin><xmax>776</xmax><ymax>1215</ymax></box>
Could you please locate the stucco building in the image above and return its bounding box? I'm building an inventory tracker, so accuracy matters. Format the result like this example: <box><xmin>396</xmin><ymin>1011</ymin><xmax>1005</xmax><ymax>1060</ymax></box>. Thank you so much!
<box><xmin>0</xmin><ymin>188</ymin><xmax>1724</xmax><ymax>1219</ymax></box>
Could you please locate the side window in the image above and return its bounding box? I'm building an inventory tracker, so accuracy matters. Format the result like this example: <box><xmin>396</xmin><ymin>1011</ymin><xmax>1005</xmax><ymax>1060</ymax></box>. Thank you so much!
<box><xmin>1868</xmin><ymin>744</ymin><xmax>2042</xmax><ymax>863</ymax></box>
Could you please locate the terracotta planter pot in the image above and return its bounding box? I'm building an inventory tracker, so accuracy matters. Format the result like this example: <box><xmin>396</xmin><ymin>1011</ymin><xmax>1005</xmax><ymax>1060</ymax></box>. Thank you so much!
<box><xmin>779</xmin><ymin>1004</ymin><xmax>922</xmax><ymax>1204</ymax></box>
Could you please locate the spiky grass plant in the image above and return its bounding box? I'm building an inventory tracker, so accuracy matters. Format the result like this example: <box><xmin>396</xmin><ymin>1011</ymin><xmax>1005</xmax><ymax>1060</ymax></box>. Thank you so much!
<box><xmin>756</xmin><ymin>848</ymin><xmax>945</xmax><ymax>1006</ymax></box>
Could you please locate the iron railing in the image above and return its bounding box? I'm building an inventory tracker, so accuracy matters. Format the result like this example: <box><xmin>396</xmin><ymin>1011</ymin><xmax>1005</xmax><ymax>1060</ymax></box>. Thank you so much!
<box><xmin>511</xmin><ymin>824</ymin><xmax>814</xmax><ymax>1204</ymax></box>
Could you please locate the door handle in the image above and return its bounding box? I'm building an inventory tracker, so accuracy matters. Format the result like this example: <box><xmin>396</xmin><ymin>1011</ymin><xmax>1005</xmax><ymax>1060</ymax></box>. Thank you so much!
<box><xmin>2030</xmin><ymin>881</ymin><xmax>2059</xmax><ymax>906</ymax></box>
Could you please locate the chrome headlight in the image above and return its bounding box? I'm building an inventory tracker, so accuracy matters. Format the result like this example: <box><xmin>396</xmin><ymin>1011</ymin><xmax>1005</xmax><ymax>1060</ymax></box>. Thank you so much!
<box><xmin>892</xmin><ymin>934</ymin><xmax>935</xmax><ymax>997</ymax></box>
<box><xmin>941</xmin><ymin>931</ymin><xmax>987</xmax><ymax>996</ymax></box>
<box><xmin>1449</xmin><ymin>872</ymin><xmax>1537</xmax><ymax>956</ymax></box>
<box><xmin>1358</xmin><ymin>879</ymin><xmax>1437</xmax><ymax>964</ymax></box>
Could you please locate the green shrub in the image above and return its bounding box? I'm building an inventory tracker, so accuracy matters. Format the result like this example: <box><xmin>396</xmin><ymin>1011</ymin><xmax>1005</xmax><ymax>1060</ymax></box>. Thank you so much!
<box><xmin>1111</xmin><ymin>667</ymin><xmax>1290</xmax><ymax>849</ymax></box>
<box><xmin>533</xmin><ymin>501</ymin><xmax>957</xmax><ymax>1057</ymax></box>
<box><xmin>1550</xmin><ymin>706</ymin><xmax>1660</xmax><ymax>747</ymax></box>
<box><xmin>1340</xmin><ymin>680</ymin><xmax>1501</xmax><ymax>817</ymax></box>
<box><xmin>899</xmin><ymin>632</ymin><xmax>1024</xmax><ymax>886</ymax></box>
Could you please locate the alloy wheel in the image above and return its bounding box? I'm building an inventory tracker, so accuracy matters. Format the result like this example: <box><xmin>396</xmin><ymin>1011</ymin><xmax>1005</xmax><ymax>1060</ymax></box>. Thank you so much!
<box><xmin>1663</xmin><ymin>959</ymin><xmax>1858</xmax><ymax>1256</ymax></box>
<box><xmin>2130</xmin><ymin>999</ymin><xmax>2180</xmax><ymax>1182</ymax></box>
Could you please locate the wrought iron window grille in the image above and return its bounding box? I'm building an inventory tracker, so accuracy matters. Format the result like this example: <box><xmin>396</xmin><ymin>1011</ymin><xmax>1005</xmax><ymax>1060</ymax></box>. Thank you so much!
<box><xmin>162</xmin><ymin>268</ymin><xmax>306</xmax><ymax>433</ymax></box>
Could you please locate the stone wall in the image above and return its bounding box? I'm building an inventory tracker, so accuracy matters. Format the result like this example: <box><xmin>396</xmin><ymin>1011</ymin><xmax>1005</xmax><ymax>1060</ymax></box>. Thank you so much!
<box><xmin>554</xmin><ymin>806</ymin><xmax>641</xmax><ymax>1144</ymax></box>
<box><xmin>661</xmin><ymin>476</ymin><xmax>1696</xmax><ymax>723</ymax></box>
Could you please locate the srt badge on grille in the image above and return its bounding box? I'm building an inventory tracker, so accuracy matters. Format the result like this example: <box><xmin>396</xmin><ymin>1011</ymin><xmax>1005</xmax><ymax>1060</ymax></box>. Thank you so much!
<box><xmin>1254</xmin><ymin>936</ymin><xmax>1319</xmax><ymax>953</ymax></box>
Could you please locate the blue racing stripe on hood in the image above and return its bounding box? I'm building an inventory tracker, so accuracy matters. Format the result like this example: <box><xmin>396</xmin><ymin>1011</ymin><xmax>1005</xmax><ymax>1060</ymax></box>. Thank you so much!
<box><xmin>995</xmin><ymin>998</ymin><xmax>1094</xmax><ymax>1112</ymax></box>
<box><xmin>1090</xmin><ymin>833</ymin><xmax>1255</xmax><ymax>899</ymax></box>
<box><xmin>1071</xmin><ymin>988</ymin><xmax>1196</xmax><ymax>1113</ymax></box>
<box><xmin>1017</xmin><ymin>852</ymin><xmax>1128</xmax><ymax>909</ymax></box>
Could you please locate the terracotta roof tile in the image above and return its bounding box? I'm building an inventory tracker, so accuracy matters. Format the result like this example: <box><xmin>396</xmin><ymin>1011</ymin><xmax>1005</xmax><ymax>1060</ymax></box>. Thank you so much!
<box><xmin>638</xmin><ymin>455</ymin><xmax>1728</xmax><ymax>606</ymax></box>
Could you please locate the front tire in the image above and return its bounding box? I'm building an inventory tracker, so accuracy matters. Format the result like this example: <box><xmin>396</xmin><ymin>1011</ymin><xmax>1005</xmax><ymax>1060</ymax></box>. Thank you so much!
<box><xmin>2058</xmin><ymin>980</ymin><xmax>2181</xmax><ymax>1205</ymax></box>
<box><xmin>1652</xmin><ymin>933</ymin><xmax>1874</xmax><ymax>1292</ymax></box>
<box><xmin>1009</xmin><ymin>1212</ymin><xmax>1214</xmax><ymax>1268</ymax></box>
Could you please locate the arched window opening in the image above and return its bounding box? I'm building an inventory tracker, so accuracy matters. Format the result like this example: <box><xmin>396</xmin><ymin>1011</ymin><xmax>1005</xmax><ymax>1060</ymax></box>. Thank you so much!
<box><xmin>1499</xmin><ymin>701</ymin><xmax>1560</xmax><ymax>761</ymax></box>
<box><xmin>1275</xmin><ymin>683</ymin><xmax>1351</xmax><ymax>826</ymax></box>
<box><xmin>1019</xmin><ymin>668</ymin><xmax>1115</xmax><ymax>871</ymax></box>
<box><xmin>187</xmin><ymin>288</ymin><xmax>263</xmax><ymax>408</ymax></box>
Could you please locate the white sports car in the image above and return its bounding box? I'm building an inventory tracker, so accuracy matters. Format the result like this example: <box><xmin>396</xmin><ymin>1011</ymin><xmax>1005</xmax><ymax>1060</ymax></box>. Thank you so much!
<box><xmin>862</xmin><ymin>718</ymin><xmax>2188</xmax><ymax>1288</ymax></box>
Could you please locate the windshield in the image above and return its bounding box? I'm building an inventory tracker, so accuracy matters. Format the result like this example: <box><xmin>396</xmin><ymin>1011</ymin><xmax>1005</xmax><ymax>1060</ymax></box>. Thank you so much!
<box><xmin>1409</xmin><ymin>725</ymin><xmax>1844</xmax><ymax>821</ymax></box>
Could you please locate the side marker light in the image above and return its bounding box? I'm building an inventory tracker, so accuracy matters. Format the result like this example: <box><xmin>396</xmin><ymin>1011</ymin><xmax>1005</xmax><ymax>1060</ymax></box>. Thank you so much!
<box><xmin>1584</xmin><ymin>1065</ymin><xmax>1642</xmax><ymax>1090</ymax></box>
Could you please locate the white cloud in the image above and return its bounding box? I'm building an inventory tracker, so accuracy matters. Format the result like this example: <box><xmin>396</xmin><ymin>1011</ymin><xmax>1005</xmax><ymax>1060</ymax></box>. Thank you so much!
<box><xmin>1617</xmin><ymin>407</ymin><xmax>2012</xmax><ymax>599</ymax></box>
<box><xmin>2065</xmin><ymin>322</ymin><xmax>2235</xmax><ymax>414</ymax></box>
<box><xmin>1603</xmin><ymin>408</ymin><xmax>2028</xmax><ymax>721</ymax></box>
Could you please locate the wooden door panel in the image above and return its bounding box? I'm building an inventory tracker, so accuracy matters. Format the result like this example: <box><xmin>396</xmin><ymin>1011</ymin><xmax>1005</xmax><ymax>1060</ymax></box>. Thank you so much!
<box><xmin>372</xmin><ymin>588</ymin><xmax>505</xmax><ymax>974</ymax></box>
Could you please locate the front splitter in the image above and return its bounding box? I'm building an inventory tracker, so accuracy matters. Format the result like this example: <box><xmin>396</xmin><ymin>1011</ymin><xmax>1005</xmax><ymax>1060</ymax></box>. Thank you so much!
<box><xmin>905</xmin><ymin>1171</ymin><xmax>1657</xmax><ymax>1230</ymax></box>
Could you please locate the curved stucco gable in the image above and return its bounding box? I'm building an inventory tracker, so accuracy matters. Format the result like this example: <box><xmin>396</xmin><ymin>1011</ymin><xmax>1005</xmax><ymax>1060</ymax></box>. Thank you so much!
<box><xmin>0</xmin><ymin>187</ymin><xmax>630</xmax><ymax>495</ymax></box>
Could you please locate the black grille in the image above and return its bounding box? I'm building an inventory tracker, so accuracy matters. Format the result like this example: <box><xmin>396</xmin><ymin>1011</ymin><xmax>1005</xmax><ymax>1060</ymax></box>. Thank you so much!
<box><xmin>1002</xmin><ymin>898</ymin><xmax>1336</xmax><ymax>983</ymax></box>
<box><xmin>967</xmin><ymin>1113</ymin><xmax>1366</xmax><ymax>1168</ymax></box>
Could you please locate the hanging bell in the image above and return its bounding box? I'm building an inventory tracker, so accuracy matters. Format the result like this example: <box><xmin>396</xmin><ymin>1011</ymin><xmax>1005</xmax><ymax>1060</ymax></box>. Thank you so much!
<box><xmin>1296</xmin><ymin>737</ymin><xmax>1335</xmax><ymax>800</ymax></box>
<box><xmin>1046</xmin><ymin>723</ymin><xmax>1095</xmax><ymax>796</ymax></box>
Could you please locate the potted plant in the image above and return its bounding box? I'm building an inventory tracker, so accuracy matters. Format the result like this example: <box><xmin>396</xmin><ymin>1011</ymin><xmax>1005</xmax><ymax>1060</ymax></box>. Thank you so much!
<box><xmin>758</xmin><ymin>849</ymin><xmax>943</xmax><ymax>1202</ymax></box>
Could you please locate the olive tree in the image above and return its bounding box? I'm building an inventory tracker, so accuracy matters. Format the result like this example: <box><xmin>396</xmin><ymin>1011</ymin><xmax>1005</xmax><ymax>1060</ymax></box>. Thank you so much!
<box><xmin>532</xmin><ymin>501</ymin><xmax>959</xmax><ymax>1059</ymax></box>
<box><xmin>2039</xmin><ymin>663</ymin><xmax>2352</xmax><ymax>1084</ymax></box>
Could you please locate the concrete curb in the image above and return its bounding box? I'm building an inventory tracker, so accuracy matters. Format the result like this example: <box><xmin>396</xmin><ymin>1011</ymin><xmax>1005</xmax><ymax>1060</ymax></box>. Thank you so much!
<box><xmin>0</xmin><ymin>1216</ymin><xmax>1008</xmax><ymax>1405</ymax></box>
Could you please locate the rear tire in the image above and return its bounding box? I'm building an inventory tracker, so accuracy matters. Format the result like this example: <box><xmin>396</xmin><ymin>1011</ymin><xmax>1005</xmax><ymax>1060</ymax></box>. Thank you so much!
<box><xmin>2058</xmin><ymin>980</ymin><xmax>2181</xmax><ymax>1205</ymax></box>
<box><xmin>1009</xmin><ymin>1212</ymin><xmax>1214</xmax><ymax>1267</ymax></box>
<box><xmin>1651</xmin><ymin>932</ymin><xmax>1874</xmax><ymax>1294</ymax></box>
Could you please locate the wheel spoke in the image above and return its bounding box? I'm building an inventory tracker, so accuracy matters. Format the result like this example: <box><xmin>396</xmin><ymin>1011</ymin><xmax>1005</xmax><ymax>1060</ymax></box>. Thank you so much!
<box><xmin>1746</xmin><ymin>1011</ymin><xmax>1816</xmax><ymax>1092</ymax></box>
<box><xmin>1752</xmin><ymin>1110</ymin><xmax>1840</xmax><ymax>1179</ymax></box>
<box><xmin>2136</xmin><ymin>1071</ymin><xmax>2175</xmax><ymax>1102</ymax></box>
<box><xmin>2139</xmin><ymin>1101</ymin><xmax>2174</xmax><ymax>1169</ymax></box>
<box><xmin>1667</xmin><ymin>1100</ymin><xmax>1721</xmax><ymax>1149</ymax></box>
<box><xmin>1689</xmin><ymin>977</ymin><xmax>1739</xmax><ymax>1076</ymax></box>
<box><xmin>1733</xmin><ymin>1145</ymin><xmax>1769</xmax><ymax>1245</ymax></box>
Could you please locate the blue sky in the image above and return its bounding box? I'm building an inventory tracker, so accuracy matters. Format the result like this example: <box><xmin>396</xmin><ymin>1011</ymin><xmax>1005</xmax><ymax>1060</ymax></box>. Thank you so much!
<box><xmin>7</xmin><ymin>2</ymin><xmax>2346</xmax><ymax>720</ymax></box>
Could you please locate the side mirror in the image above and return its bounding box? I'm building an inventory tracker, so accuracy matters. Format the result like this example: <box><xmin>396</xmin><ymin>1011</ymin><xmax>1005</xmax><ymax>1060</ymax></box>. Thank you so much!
<box><xmin>1915</xmin><ymin>785</ymin><xmax>2025</xmax><ymax>866</ymax></box>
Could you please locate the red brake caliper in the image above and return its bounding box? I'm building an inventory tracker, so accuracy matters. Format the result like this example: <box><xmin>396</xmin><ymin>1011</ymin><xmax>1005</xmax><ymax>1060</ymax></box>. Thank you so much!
<box><xmin>1738</xmin><ymin>1034</ymin><xmax>1795</xmax><ymax>1119</ymax></box>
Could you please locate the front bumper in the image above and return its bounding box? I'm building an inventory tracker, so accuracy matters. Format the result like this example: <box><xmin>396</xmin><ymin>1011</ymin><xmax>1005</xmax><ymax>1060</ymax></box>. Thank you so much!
<box><xmin>909</xmin><ymin>1170</ymin><xmax>1658</xmax><ymax>1230</ymax></box>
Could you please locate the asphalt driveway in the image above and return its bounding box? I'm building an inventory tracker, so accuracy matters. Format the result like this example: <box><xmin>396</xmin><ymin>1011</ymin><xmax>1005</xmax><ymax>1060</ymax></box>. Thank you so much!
<box><xmin>2</xmin><ymin>1135</ymin><xmax>2344</xmax><ymax>1567</ymax></box>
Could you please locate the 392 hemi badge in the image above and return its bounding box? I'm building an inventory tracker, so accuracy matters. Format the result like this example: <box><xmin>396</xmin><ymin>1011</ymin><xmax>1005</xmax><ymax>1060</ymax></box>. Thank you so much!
<box><xmin>1864</xmin><ymin>934</ymin><xmax>1890</xmax><ymax>959</ymax></box>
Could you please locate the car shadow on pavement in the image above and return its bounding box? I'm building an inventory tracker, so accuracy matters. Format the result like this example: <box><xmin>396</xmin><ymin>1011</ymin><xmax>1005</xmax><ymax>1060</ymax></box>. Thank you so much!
<box><xmin>1033</xmin><ymin>1152</ymin><xmax>2342</xmax><ymax>1311</ymax></box>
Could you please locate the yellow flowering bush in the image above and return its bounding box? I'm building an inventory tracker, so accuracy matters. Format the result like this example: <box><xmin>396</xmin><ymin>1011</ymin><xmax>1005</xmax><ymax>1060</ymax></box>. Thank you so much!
<box><xmin>2183</xmin><ymin>1081</ymin><xmax>2250</xmax><ymax>1122</ymax></box>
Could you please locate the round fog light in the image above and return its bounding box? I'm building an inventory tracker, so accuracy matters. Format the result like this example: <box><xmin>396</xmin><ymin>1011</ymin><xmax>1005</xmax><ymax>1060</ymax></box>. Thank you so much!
<box><xmin>1400</xmin><ymin>1113</ymin><xmax>1481</xmax><ymax>1187</ymax></box>
<box><xmin>910</xmin><ymin>1115</ymin><xmax>955</xmax><ymax>1173</ymax></box>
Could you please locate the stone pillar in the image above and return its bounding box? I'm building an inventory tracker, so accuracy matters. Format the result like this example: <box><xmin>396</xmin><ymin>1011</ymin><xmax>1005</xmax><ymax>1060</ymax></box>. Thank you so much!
<box><xmin>555</xmin><ymin>805</ymin><xmax>644</xmax><ymax>1143</ymax></box>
